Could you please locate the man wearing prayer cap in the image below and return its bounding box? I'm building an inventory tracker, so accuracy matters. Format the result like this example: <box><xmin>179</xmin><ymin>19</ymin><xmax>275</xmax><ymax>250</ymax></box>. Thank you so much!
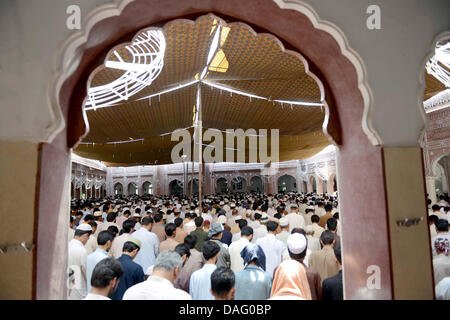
<box><xmin>208</xmin><ymin>223</ymin><xmax>231</xmax><ymax>268</ymax></box>
<box><xmin>285</xmin><ymin>232</ymin><xmax>322</xmax><ymax>300</ymax></box>
<box><xmin>276</xmin><ymin>217</ymin><xmax>290</xmax><ymax>245</ymax></box>
<box><xmin>68</xmin><ymin>223</ymin><xmax>92</xmax><ymax>299</ymax></box>
<box><xmin>217</xmin><ymin>215</ymin><xmax>232</xmax><ymax>246</ymax></box>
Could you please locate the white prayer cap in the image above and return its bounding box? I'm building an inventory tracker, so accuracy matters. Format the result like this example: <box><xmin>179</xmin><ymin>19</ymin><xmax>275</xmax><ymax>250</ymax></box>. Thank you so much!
<box><xmin>307</xmin><ymin>205</ymin><xmax>315</xmax><ymax>210</ymax></box>
<box><xmin>234</xmin><ymin>216</ymin><xmax>242</xmax><ymax>221</ymax></box>
<box><xmin>132</xmin><ymin>213</ymin><xmax>141</xmax><ymax>218</ymax></box>
<box><xmin>304</xmin><ymin>225</ymin><xmax>314</xmax><ymax>234</ymax></box>
<box><xmin>76</xmin><ymin>224</ymin><xmax>92</xmax><ymax>232</ymax></box>
<box><xmin>217</xmin><ymin>216</ymin><xmax>227</xmax><ymax>224</ymax></box>
<box><xmin>230</xmin><ymin>203</ymin><xmax>236</xmax><ymax>208</ymax></box>
<box><xmin>287</xmin><ymin>233</ymin><xmax>307</xmax><ymax>254</ymax></box>
<box><xmin>93</xmin><ymin>211</ymin><xmax>102</xmax><ymax>217</ymax></box>
<box><xmin>127</xmin><ymin>202</ymin><xmax>132</xmax><ymax>205</ymax></box>
<box><xmin>279</xmin><ymin>217</ymin><xmax>289</xmax><ymax>228</ymax></box>
<box><xmin>220</xmin><ymin>201</ymin><xmax>225</xmax><ymax>205</ymax></box>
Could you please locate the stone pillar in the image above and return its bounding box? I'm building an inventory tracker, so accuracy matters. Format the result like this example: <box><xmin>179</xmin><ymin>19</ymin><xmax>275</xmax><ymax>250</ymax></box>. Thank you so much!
<box><xmin>327</xmin><ymin>177</ymin><xmax>335</xmax><ymax>195</ymax></box>
<box><xmin>426</xmin><ymin>176</ymin><xmax>437</xmax><ymax>204</ymax></box>
<box><xmin>317</xmin><ymin>177</ymin><xmax>323</xmax><ymax>194</ymax></box>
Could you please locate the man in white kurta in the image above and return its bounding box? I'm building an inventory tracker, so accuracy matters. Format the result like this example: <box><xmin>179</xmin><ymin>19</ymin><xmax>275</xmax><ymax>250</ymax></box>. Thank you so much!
<box><xmin>228</xmin><ymin>226</ymin><xmax>253</xmax><ymax>272</ymax></box>
<box><xmin>285</xmin><ymin>204</ymin><xmax>305</xmax><ymax>232</ymax></box>
<box><xmin>123</xmin><ymin>251</ymin><xmax>191</xmax><ymax>300</ymax></box>
<box><xmin>131</xmin><ymin>217</ymin><xmax>160</xmax><ymax>272</ymax></box>
<box><xmin>68</xmin><ymin>224</ymin><xmax>92</xmax><ymax>299</ymax></box>
<box><xmin>256</xmin><ymin>221</ymin><xmax>286</xmax><ymax>277</ymax></box>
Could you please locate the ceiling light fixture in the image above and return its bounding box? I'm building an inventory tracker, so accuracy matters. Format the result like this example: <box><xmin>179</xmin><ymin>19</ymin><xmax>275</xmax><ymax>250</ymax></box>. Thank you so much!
<box><xmin>85</xmin><ymin>29</ymin><xmax>166</xmax><ymax>110</ymax></box>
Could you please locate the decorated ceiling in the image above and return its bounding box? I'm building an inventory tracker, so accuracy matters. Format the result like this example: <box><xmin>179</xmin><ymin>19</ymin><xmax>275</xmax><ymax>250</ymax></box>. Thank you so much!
<box><xmin>74</xmin><ymin>14</ymin><xmax>332</xmax><ymax>166</ymax></box>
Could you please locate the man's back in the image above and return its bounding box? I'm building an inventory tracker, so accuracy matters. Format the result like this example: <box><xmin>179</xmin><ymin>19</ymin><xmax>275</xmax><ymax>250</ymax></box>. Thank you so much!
<box><xmin>189</xmin><ymin>264</ymin><xmax>217</xmax><ymax>300</ymax></box>
<box><xmin>234</xmin><ymin>265</ymin><xmax>272</xmax><ymax>300</ymax></box>
<box><xmin>309</xmin><ymin>246</ymin><xmax>339</xmax><ymax>283</ymax></box>
<box><xmin>132</xmin><ymin>228</ymin><xmax>159</xmax><ymax>271</ymax></box>
<box><xmin>322</xmin><ymin>270</ymin><xmax>343</xmax><ymax>300</ymax></box>
<box><xmin>110</xmin><ymin>233</ymin><xmax>130</xmax><ymax>259</ymax></box>
<box><xmin>86</xmin><ymin>248</ymin><xmax>108</xmax><ymax>293</ymax></box>
<box><xmin>285</xmin><ymin>213</ymin><xmax>305</xmax><ymax>231</ymax></box>
<box><xmin>174</xmin><ymin>249</ymin><xmax>205</xmax><ymax>292</ymax></box>
<box><xmin>152</xmin><ymin>223</ymin><xmax>167</xmax><ymax>243</ymax></box>
<box><xmin>123</xmin><ymin>275</ymin><xmax>191</xmax><ymax>300</ymax></box>
<box><xmin>210</xmin><ymin>239</ymin><xmax>231</xmax><ymax>268</ymax></box>
<box><xmin>112</xmin><ymin>254</ymin><xmax>145</xmax><ymax>300</ymax></box>
<box><xmin>190</xmin><ymin>228</ymin><xmax>209</xmax><ymax>251</ymax></box>
<box><xmin>228</xmin><ymin>238</ymin><xmax>250</xmax><ymax>272</ymax></box>
<box><xmin>256</xmin><ymin>234</ymin><xmax>286</xmax><ymax>277</ymax></box>
<box><xmin>433</xmin><ymin>255</ymin><xmax>450</xmax><ymax>285</ymax></box>
<box><xmin>319</xmin><ymin>212</ymin><xmax>333</xmax><ymax>229</ymax></box>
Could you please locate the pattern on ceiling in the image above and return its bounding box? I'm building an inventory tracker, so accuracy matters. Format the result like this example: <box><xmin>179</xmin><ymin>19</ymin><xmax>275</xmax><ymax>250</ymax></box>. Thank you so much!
<box><xmin>75</xmin><ymin>14</ymin><xmax>329</xmax><ymax>165</ymax></box>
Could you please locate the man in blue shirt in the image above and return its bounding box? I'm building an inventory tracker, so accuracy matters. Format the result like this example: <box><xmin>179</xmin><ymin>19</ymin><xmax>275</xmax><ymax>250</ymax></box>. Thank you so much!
<box><xmin>112</xmin><ymin>238</ymin><xmax>145</xmax><ymax>300</ymax></box>
<box><xmin>189</xmin><ymin>241</ymin><xmax>220</xmax><ymax>300</ymax></box>
<box><xmin>86</xmin><ymin>231</ymin><xmax>114</xmax><ymax>293</ymax></box>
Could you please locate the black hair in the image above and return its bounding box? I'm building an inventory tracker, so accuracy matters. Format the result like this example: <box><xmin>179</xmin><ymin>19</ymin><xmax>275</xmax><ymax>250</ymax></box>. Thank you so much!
<box><xmin>210</xmin><ymin>267</ymin><xmax>235</xmax><ymax>298</ymax></box>
<box><xmin>184</xmin><ymin>234</ymin><xmax>197</xmax><ymax>250</ymax></box>
<box><xmin>88</xmin><ymin>221</ymin><xmax>97</xmax><ymax>229</ymax></box>
<box><xmin>325</xmin><ymin>204</ymin><xmax>333</xmax><ymax>212</ymax></box>
<box><xmin>432</xmin><ymin>205</ymin><xmax>441</xmax><ymax>211</ymax></box>
<box><xmin>84</xmin><ymin>214</ymin><xmax>94</xmax><ymax>222</ymax></box>
<box><xmin>326</xmin><ymin>218</ymin><xmax>338</xmax><ymax>232</ymax></box>
<box><xmin>70</xmin><ymin>216</ymin><xmax>74</xmax><ymax>223</ymax></box>
<box><xmin>122</xmin><ymin>219</ymin><xmax>136</xmax><ymax>233</ymax></box>
<box><xmin>174</xmin><ymin>243</ymin><xmax>191</xmax><ymax>259</ymax></box>
<box><xmin>106</xmin><ymin>212</ymin><xmax>117</xmax><ymax>222</ymax></box>
<box><xmin>267</xmin><ymin>220</ymin><xmax>279</xmax><ymax>232</ymax></box>
<box><xmin>311</xmin><ymin>214</ymin><xmax>320</xmax><ymax>223</ymax></box>
<box><xmin>123</xmin><ymin>210</ymin><xmax>131</xmax><ymax>216</ymax></box>
<box><xmin>90</xmin><ymin>258</ymin><xmax>123</xmax><ymax>288</ymax></box>
<box><xmin>274</xmin><ymin>213</ymin><xmax>282</xmax><ymax>220</ymax></box>
<box><xmin>436</xmin><ymin>219</ymin><xmax>449</xmax><ymax>232</ymax></box>
<box><xmin>202</xmin><ymin>241</ymin><xmax>221</xmax><ymax>260</ymax></box>
<box><xmin>241</xmin><ymin>226</ymin><xmax>253</xmax><ymax>237</ymax></box>
<box><xmin>429</xmin><ymin>214</ymin><xmax>439</xmax><ymax>224</ymax></box>
<box><xmin>135</xmin><ymin>208</ymin><xmax>141</xmax><ymax>214</ymax></box>
<box><xmin>333</xmin><ymin>212</ymin><xmax>339</xmax><ymax>220</ymax></box>
<box><xmin>107</xmin><ymin>225</ymin><xmax>119</xmax><ymax>237</ymax></box>
<box><xmin>254</xmin><ymin>213</ymin><xmax>262</xmax><ymax>220</ymax></box>
<box><xmin>238</xmin><ymin>219</ymin><xmax>248</xmax><ymax>230</ymax></box>
<box><xmin>334</xmin><ymin>244</ymin><xmax>342</xmax><ymax>264</ymax></box>
<box><xmin>122</xmin><ymin>241</ymin><xmax>140</xmax><ymax>253</ymax></box>
<box><xmin>195</xmin><ymin>216</ymin><xmax>204</xmax><ymax>228</ymax></box>
<box><xmin>75</xmin><ymin>211</ymin><xmax>83</xmax><ymax>217</ymax></box>
<box><xmin>261</xmin><ymin>204</ymin><xmax>269</xmax><ymax>212</ymax></box>
<box><xmin>141</xmin><ymin>216</ymin><xmax>153</xmax><ymax>226</ymax></box>
<box><xmin>165</xmin><ymin>223</ymin><xmax>177</xmax><ymax>237</ymax></box>
<box><xmin>154</xmin><ymin>213</ymin><xmax>163</xmax><ymax>223</ymax></box>
<box><xmin>97</xmin><ymin>230</ymin><xmax>114</xmax><ymax>245</ymax></box>
<box><xmin>320</xmin><ymin>230</ymin><xmax>336</xmax><ymax>245</ymax></box>
<box><xmin>174</xmin><ymin>217</ymin><xmax>183</xmax><ymax>228</ymax></box>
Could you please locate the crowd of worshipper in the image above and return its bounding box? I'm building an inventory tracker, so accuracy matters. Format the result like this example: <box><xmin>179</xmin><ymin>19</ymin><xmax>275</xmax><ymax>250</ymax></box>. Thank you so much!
<box><xmin>427</xmin><ymin>194</ymin><xmax>450</xmax><ymax>299</ymax></box>
<box><xmin>67</xmin><ymin>191</ymin><xmax>343</xmax><ymax>300</ymax></box>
